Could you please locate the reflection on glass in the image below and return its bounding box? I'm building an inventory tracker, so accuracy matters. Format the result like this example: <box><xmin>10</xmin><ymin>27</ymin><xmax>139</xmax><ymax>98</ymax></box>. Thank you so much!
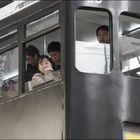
<box><xmin>75</xmin><ymin>9</ymin><xmax>110</xmax><ymax>74</ymax></box>
<box><xmin>0</xmin><ymin>29</ymin><xmax>17</xmax><ymax>49</ymax></box>
<box><xmin>0</xmin><ymin>47</ymin><xmax>18</xmax><ymax>101</ymax></box>
<box><xmin>120</xmin><ymin>14</ymin><xmax>140</xmax><ymax>77</ymax></box>
<box><xmin>0</xmin><ymin>1</ymin><xmax>39</xmax><ymax>20</ymax></box>
<box><xmin>26</xmin><ymin>10</ymin><xmax>59</xmax><ymax>37</ymax></box>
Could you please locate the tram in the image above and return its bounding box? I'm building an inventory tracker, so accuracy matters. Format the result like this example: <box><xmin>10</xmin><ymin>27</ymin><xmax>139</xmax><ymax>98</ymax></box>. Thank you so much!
<box><xmin>0</xmin><ymin>0</ymin><xmax>140</xmax><ymax>139</ymax></box>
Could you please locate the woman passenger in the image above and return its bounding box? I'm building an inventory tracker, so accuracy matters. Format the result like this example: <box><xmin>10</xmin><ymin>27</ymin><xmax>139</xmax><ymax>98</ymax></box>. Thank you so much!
<box><xmin>32</xmin><ymin>55</ymin><xmax>54</xmax><ymax>86</ymax></box>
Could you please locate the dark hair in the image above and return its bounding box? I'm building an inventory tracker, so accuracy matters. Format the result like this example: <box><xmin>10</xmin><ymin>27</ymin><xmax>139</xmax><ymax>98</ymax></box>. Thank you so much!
<box><xmin>26</xmin><ymin>45</ymin><xmax>40</xmax><ymax>57</ymax></box>
<box><xmin>96</xmin><ymin>25</ymin><xmax>109</xmax><ymax>36</ymax></box>
<box><xmin>47</xmin><ymin>41</ymin><xmax>61</xmax><ymax>53</ymax></box>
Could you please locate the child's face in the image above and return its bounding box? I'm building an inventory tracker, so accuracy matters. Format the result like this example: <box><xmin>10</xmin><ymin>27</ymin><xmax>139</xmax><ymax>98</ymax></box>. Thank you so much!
<box><xmin>38</xmin><ymin>58</ymin><xmax>52</xmax><ymax>73</ymax></box>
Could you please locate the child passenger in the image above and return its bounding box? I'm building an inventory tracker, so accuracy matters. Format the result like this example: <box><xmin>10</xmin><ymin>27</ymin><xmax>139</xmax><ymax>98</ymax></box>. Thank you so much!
<box><xmin>32</xmin><ymin>55</ymin><xmax>54</xmax><ymax>86</ymax></box>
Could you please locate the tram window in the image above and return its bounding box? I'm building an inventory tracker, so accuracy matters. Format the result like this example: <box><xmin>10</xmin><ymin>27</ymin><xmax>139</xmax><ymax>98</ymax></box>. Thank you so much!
<box><xmin>26</xmin><ymin>10</ymin><xmax>59</xmax><ymax>37</ymax></box>
<box><xmin>0</xmin><ymin>47</ymin><xmax>19</xmax><ymax>101</ymax></box>
<box><xmin>75</xmin><ymin>9</ymin><xmax>111</xmax><ymax>74</ymax></box>
<box><xmin>120</xmin><ymin>14</ymin><xmax>140</xmax><ymax>77</ymax></box>
<box><xmin>0</xmin><ymin>29</ymin><xmax>17</xmax><ymax>50</ymax></box>
<box><xmin>25</xmin><ymin>29</ymin><xmax>62</xmax><ymax>91</ymax></box>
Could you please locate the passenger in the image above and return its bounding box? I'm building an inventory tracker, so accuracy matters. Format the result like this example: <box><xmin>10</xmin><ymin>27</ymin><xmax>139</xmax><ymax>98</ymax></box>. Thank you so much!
<box><xmin>25</xmin><ymin>45</ymin><xmax>40</xmax><ymax>82</ymax></box>
<box><xmin>96</xmin><ymin>25</ymin><xmax>109</xmax><ymax>44</ymax></box>
<box><xmin>47</xmin><ymin>41</ymin><xmax>61</xmax><ymax>71</ymax></box>
<box><xmin>32</xmin><ymin>55</ymin><xmax>54</xmax><ymax>86</ymax></box>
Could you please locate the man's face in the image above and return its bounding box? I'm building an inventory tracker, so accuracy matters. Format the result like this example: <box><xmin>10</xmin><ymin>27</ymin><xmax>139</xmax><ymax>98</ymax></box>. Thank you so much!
<box><xmin>49</xmin><ymin>51</ymin><xmax>60</xmax><ymax>64</ymax></box>
<box><xmin>97</xmin><ymin>29</ymin><xmax>109</xmax><ymax>43</ymax></box>
<box><xmin>26</xmin><ymin>55</ymin><xmax>38</xmax><ymax>65</ymax></box>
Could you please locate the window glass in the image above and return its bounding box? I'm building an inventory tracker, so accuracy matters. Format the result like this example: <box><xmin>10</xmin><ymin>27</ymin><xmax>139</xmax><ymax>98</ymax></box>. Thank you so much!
<box><xmin>0</xmin><ymin>29</ymin><xmax>17</xmax><ymax>49</ymax></box>
<box><xmin>25</xmin><ymin>29</ymin><xmax>62</xmax><ymax>91</ymax></box>
<box><xmin>0</xmin><ymin>1</ymin><xmax>39</xmax><ymax>20</ymax></box>
<box><xmin>120</xmin><ymin>14</ymin><xmax>140</xmax><ymax>77</ymax></box>
<box><xmin>0</xmin><ymin>47</ymin><xmax>19</xmax><ymax>101</ymax></box>
<box><xmin>75</xmin><ymin>9</ymin><xmax>111</xmax><ymax>74</ymax></box>
<box><xmin>26</xmin><ymin>10</ymin><xmax>59</xmax><ymax>37</ymax></box>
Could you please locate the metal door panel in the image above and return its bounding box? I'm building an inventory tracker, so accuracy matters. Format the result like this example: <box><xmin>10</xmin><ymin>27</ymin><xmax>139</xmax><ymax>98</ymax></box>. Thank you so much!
<box><xmin>0</xmin><ymin>84</ymin><xmax>63</xmax><ymax>139</ymax></box>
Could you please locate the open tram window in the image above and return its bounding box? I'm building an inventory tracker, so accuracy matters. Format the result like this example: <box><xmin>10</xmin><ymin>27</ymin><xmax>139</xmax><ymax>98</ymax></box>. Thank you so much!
<box><xmin>120</xmin><ymin>13</ymin><xmax>140</xmax><ymax>78</ymax></box>
<box><xmin>75</xmin><ymin>9</ymin><xmax>111</xmax><ymax>74</ymax></box>
<box><xmin>0</xmin><ymin>47</ymin><xmax>19</xmax><ymax>101</ymax></box>
<box><xmin>25</xmin><ymin>29</ymin><xmax>62</xmax><ymax>91</ymax></box>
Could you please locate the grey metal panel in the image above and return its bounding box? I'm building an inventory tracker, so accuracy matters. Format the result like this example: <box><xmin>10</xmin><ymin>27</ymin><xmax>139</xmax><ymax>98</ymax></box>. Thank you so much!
<box><xmin>65</xmin><ymin>1</ymin><xmax>140</xmax><ymax>139</ymax></box>
<box><xmin>68</xmin><ymin>71</ymin><xmax>124</xmax><ymax>139</ymax></box>
<box><xmin>0</xmin><ymin>84</ymin><xmax>63</xmax><ymax>139</ymax></box>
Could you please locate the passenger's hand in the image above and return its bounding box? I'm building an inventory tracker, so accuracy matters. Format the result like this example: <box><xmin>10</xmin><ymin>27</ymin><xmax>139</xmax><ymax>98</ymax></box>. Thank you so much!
<box><xmin>32</xmin><ymin>73</ymin><xmax>44</xmax><ymax>83</ymax></box>
<box><xmin>44</xmin><ymin>67</ymin><xmax>53</xmax><ymax>75</ymax></box>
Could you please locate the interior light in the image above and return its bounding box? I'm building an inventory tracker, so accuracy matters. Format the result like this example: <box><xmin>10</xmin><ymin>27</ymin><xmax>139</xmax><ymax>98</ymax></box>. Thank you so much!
<box><xmin>88</xmin><ymin>0</ymin><xmax>102</xmax><ymax>3</ymax></box>
<box><xmin>95</xmin><ymin>0</ymin><xmax>102</xmax><ymax>4</ymax></box>
<box><xmin>136</xmin><ymin>72</ymin><xmax>140</xmax><ymax>75</ymax></box>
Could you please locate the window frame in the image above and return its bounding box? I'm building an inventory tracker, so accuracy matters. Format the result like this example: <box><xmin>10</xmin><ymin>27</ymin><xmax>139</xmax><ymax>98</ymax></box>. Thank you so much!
<box><xmin>0</xmin><ymin>3</ymin><xmax>63</xmax><ymax>101</ymax></box>
<box><xmin>20</xmin><ymin>4</ymin><xmax>62</xmax><ymax>93</ymax></box>
<box><xmin>74</xmin><ymin>7</ymin><xmax>113</xmax><ymax>75</ymax></box>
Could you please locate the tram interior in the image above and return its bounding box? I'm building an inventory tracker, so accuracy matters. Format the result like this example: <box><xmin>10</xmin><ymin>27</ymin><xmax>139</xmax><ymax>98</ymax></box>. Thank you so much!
<box><xmin>76</xmin><ymin>10</ymin><xmax>110</xmax><ymax>74</ymax></box>
<box><xmin>76</xmin><ymin>9</ymin><xmax>140</xmax><ymax>77</ymax></box>
<box><xmin>120</xmin><ymin>14</ymin><xmax>140</xmax><ymax>77</ymax></box>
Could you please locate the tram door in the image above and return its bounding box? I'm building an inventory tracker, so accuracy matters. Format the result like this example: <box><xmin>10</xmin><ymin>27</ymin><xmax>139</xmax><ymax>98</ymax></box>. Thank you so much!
<box><xmin>66</xmin><ymin>1</ymin><xmax>140</xmax><ymax>139</ymax></box>
<box><xmin>0</xmin><ymin>2</ymin><xmax>64</xmax><ymax>139</ymax></box>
